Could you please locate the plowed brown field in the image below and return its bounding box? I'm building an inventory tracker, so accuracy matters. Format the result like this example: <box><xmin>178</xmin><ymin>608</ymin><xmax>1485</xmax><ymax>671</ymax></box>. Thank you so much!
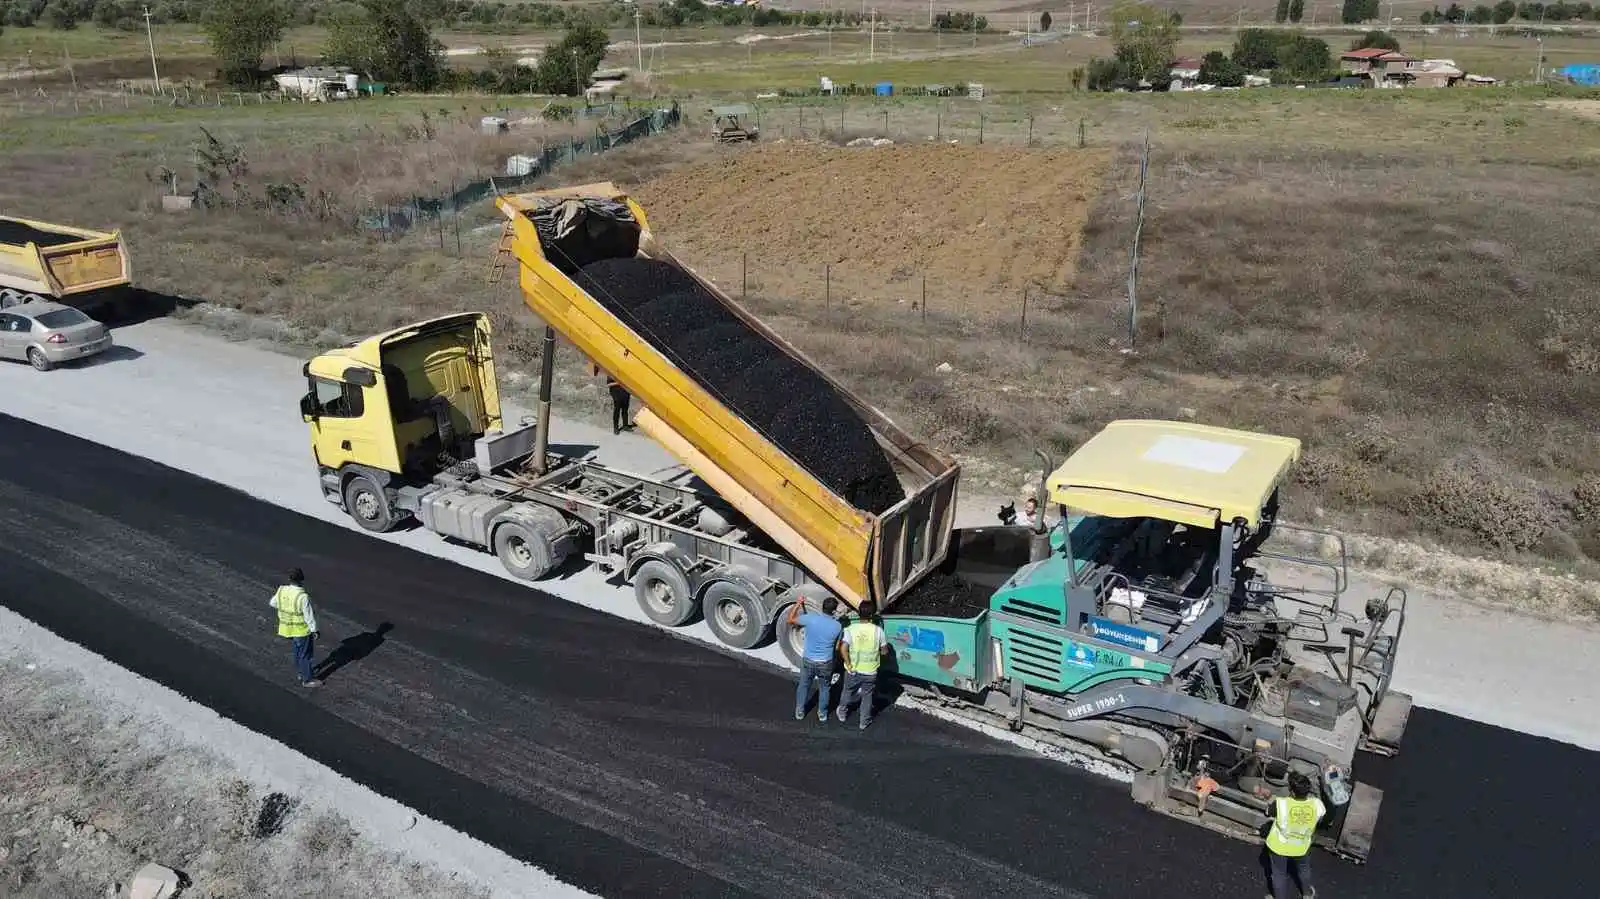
<box><xmin>631</xmin><ymin>142</ymin><xmax>1110</xmax><ymax>315</ymax></box>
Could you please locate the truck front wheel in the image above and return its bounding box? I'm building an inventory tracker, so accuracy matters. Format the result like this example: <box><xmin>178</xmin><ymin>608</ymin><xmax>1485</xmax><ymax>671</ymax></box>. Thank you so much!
<box><xmin>704</xmin><ymin>581</ymin><xmax>772</xmax><ymax>651</ymax></box>
<box><xmin>494</xmin><ymin>520</ymin><xmax>556</xmax><ymax>580</ymax></box>
<box><xmin>343</xmin><ymin>474</ymin><xmax>395</xmax><ymax>533</ymax></box>
<box><xmin>633</xmin><ymin>559</ymin><xmax>697</xmax><ymax>627</ymax></box>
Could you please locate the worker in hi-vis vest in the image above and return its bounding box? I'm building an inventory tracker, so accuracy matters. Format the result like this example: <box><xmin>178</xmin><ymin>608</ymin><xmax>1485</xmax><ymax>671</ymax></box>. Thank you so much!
<box><xmin>834</xmin><ymin>600</ymin><xmax>889</xmax><ymax>731</ymax></box>
<box><xmin>270</xmin><ymin>568</ymin><xmax>321</xmax><ymax>688</ymax></box>
<box><xmin>1263</xmin><ymin>771</ymin><xmax>1326</xmax><ymax>899</ymax></box>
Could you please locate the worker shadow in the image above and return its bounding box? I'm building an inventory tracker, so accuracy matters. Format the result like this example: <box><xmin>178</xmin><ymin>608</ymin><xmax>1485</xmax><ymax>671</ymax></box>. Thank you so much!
<box><xmin>312</xmin><ymin>622</ymin><xmax>394</xmax><ymax>682</ymax></box>
<box><xmin>105</xmin><ymin>288</ymin><xmax>200</xmax><ymax>328</ymax></box>
<box><xmin>547</xmin><ymin>442</ymin><xmax>601</xmax><ymax>459</ymax></box>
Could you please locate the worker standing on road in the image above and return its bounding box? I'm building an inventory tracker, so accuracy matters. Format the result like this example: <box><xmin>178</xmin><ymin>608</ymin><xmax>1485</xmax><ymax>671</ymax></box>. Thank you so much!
<box><xmin>270</xmin><ymin>569</ymin><xmax>321</xmax><ymax>689</ymax></box>
<box><xmin>1263</xmin><ymin>771</ymin><xmax>1326</xmax><ymax>899</ymax></box>
<box><xmin>594</xmin><ymin>362</ymin><xmax>631</xmax><ymax>434</ymax></box>
<box><xmin>835</xmin><ymin>601</ymin><xmax>889</xmax><ymax>731</ymax></box>
<box><xmin>789</xmin><ymin>597</ymin><xmax>843</xmax><ymax>722</ymax></box>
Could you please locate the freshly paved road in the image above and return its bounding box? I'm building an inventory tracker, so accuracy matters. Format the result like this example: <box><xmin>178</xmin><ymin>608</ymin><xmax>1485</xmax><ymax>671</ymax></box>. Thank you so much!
<box><xmin>1</xmin><ymin>412</ymin><xmax>1594</xmax><ymax>899</ymax></box>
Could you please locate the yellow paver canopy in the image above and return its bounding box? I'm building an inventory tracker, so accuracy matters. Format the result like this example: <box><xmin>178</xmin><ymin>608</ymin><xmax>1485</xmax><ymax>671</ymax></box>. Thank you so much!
<box><xmin>1047</xmin><ymin>420</ymin><xmax>1302</xmax><ymax>530</ymax></box>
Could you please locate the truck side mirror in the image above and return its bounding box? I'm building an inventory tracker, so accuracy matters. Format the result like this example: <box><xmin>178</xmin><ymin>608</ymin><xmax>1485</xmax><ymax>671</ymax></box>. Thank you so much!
<box><xmin>300</xmin><ymin>393</ymin><xmax>318</xmax><ymax>421</ymax></box>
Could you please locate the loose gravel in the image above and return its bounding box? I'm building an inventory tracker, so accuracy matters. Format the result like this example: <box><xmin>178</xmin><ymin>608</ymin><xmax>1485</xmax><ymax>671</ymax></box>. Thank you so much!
<box><xmin>574</xmin><ymin>257</ymin><xmax>904</xmax><ymax>514</ymax></box>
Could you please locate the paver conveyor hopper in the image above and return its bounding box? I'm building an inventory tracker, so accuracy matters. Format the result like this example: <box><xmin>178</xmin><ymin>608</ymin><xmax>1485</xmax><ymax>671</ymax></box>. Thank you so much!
<box><xmin>493</xmin><ymin>183</ymin><xmax>961</xmax><ymax>614</ymax></box>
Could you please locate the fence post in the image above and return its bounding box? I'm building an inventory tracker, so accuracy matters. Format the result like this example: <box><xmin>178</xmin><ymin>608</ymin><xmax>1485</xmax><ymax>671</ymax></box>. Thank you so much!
<box><xmin>1019</xmin><ymin>287</ymin><xmax>1028</xmax><ymax>340</ymax></box>
<box><xmin>742</xmin><ymin>252</ymin><xmax>748</xmax><ymax>298</ymax></box>
<box><xmin>936</xmin><ymin>112</ymin><xmax>941</xmax><ymax>141</ymax></box>
<box><xmin>825</xmin><ymin>264</ymin><xmax>831</xmax><ymax>309</ymax></box>
<box><xmin>1028</xmin><ymin>115</ymin><xmax>1034</xmax><ymax>146</ymax></box>
<box><xmin>839</xmin><ymin>102</ymin><xmax>844</xmax><ymax>133</ymax></box>
<box><xmin>882</xmin><ymin>109</ymin><xmax>888</xmax><ymax>135</ymax></box>
<box><xmin>1079</xmin><ymin>118</ymin><xmax>1086</xmax><ymax>148</ymax></box>
<box><xmin>921</xmin><ymin>276</ymin><xmax>927</xmax><ymax>323</ymax></box>
<box><xmin>979</xmin><ymin>115</ymin><xmax>984</xmax><ymax>144</ymax></box>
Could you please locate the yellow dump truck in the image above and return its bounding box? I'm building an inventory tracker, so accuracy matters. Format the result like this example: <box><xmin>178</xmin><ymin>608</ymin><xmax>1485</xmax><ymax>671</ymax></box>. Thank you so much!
<box><xmin>0</xmin><ymin>215</ymin><xmax>133</xmax><ymax>317</ymax></box>
<box><xmin>299</xmin><ymin>183</ymin><xmax>959</xmax><ymax>657</ymax></box>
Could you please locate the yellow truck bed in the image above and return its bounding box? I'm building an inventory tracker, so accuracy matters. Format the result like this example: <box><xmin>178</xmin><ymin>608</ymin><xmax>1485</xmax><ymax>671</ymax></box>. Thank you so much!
<box><xmin>0</xmin><ymin>214</ymin><xmax>131</xmax><ymax>303</ymax></box>
<box><xmin>496</xmin><ymin>183</ymin><xmax>959</xmax><ymax>610</ymax></box>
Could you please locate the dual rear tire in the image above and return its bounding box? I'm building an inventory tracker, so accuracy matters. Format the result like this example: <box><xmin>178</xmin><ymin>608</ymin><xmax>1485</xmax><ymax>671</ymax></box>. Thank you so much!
<box><xmin>631</xmin><ymin>561</ymin><xmax>773</xmax><ymax>651</ymax></box>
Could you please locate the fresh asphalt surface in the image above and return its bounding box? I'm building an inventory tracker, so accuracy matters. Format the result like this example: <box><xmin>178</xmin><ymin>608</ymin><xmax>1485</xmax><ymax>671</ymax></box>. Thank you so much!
<box><xmin>1</xmin><ymin>412</ymin><xmax>1595</xmax><ymax>899</ymax></box>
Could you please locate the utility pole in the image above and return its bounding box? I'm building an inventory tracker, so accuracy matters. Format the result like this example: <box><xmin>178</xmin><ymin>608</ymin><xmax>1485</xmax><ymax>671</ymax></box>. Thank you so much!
<box><xmin>1386</xmin><ymin>0</ymin><xmax>1394</xmax><ymax>24</ymax></box>
<box><xmin>1310</xmin><ymin>3</ymin><xmax>1317</xmax><ymax>26</ymax></box>
<box><xmin>142</xmin><ymin>5</ymin><xmax>161</xmax><ymax>93</ymax></box>
<box><xmin>1534</xmin><ymin>36</ymin><xmax>1545</xmax><ymax>81</ymax></box>
<box><xmin>1126</xmin><ymin>131</ymin><xmax>1151</xmax><ymax>348</ymax></box>
<box><xmin>870</xmin><ymin>9</ymin><xmax>877</xmax><ymax>61</ymax></box>
<box><xmin>1069</xmin><ymin>2</ymin><xmax>1076</xmax><ymax>32</ymax></box>
<box><xmin>634</xmin><ymin>8</ymin><xmax>644</xmax><ymax>74</ymax></box>
<box><xmin>1237</xmin><ymin>7</ymin><xmax>1246</xmax><ymax>28</ymax></box>
<box><xmin>928</xmin><ymin>0</ymin><xmax>934</xmax><ymax>28</ymax></box>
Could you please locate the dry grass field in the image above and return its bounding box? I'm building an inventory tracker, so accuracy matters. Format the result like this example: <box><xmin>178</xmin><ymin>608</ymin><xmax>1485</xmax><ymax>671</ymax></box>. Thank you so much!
<box><xmin>2</xmin><ymin>27</ymin><xmax>1599</xmax><ymax>570</ymax></box>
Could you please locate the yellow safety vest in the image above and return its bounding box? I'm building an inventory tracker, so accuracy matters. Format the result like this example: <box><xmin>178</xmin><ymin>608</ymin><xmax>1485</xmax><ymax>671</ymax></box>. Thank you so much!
<box><xmin>274</xmin><ymin>586</ymin><xmax>310</xmax><ymax>638</ymax></box>
<box><xmin>1265</xmin><ymin>796</ymin><xmax>1324</xmax><ymax>857</ymax></box>
<box><xmin>844</xmin><ymin>622</ymin><xmax>883</xmax><ymax>675</ymax></box>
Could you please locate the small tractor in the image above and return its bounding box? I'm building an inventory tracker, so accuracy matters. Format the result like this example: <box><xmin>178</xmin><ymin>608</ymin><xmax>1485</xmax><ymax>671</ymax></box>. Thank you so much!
<box><xmin>709</xmin><ymin>104</ymin><xmax>759</xmax><ymax>143</ymax></box>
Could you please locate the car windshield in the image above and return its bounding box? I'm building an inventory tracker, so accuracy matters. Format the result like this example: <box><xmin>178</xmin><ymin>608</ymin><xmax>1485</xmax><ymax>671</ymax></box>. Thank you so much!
<box><xmin>35</xmin><ymin>308</ymin><xmax>91</xmax><ymax>328</ymax></box>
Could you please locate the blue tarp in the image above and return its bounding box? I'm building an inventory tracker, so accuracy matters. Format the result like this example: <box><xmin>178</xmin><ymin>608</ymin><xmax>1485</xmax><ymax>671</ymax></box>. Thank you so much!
<box><xmin>1556</xmin><ymin>64</ymin><xmax>1600</xmax><ymax>86</ymax></box>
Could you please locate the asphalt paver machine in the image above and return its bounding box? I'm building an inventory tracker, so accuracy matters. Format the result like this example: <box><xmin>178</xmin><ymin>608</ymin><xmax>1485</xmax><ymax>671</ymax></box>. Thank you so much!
<box><xmin>880</xmin><ymin>420</ymin><xmax>1412</xmax><ymax>861</ymax></box>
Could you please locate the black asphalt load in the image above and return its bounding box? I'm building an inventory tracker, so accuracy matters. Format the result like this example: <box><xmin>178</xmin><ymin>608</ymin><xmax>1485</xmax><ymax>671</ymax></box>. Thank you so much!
<box><xmin>574</xmin><ymin>257</ymin><xmax>905</xmax><ymax>515</ymax></box>
<box><xmin>0</xmin><ymin>413</ymin><xmax>1594</xmax><ymax>899</ymax></box>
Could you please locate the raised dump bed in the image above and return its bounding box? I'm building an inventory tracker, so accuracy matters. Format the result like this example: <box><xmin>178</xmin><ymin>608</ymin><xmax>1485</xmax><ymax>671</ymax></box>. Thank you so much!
<box><xmin>495</xmin><ymin>183</ymin><xmax>960</xmax><ymax>610</ymax></box>
<box><xmin>0</xmin><ymin>215</ymin><xmax>131</xmax><ymax>313</ymax></box>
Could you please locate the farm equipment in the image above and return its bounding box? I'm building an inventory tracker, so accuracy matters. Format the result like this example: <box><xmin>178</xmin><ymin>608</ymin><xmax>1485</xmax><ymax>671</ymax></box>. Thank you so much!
<box><xmin>877</xmin><ymin>420</ymin><xmax>1411</xmax><ymax>862</ymax></box>
<box><xmin>0</xmin><ymin>214</ymin><xmax>134</xmax><ymax>318</ymax></box>
<box><xmin>709</xmin><ymin>105</ymin><xmax>759</xmax><ymax>143</ymax></box>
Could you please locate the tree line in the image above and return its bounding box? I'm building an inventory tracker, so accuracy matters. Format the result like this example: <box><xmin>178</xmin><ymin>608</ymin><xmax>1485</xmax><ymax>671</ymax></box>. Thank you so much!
<box><xmin>1418</xmin><ymin>1</ymin><xmax>1599</xmax><ymax>22</ymax></box>
<box><xmin>0</xmin><ymin>0</ymin><xmax>977</xmax><ymax>32</ymax></box>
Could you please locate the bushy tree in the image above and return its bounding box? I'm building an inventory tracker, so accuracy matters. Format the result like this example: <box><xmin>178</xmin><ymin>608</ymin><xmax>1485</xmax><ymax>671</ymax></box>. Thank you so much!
<box><xmin>1039</xmin><ymin>10</ymin><xmax>1051</xmax><ymax>30</ymax></box>
<box><xmin>1107</xmin><ymin>3</ymin><xmax>1180</xmax><ymax>82</ymax></box>
<box><xmin>1276</xmin><ymin>0</ymin><xmax>1291</xmax><ymax>22</ymax></box>
<box><xmin>1199</xmin><ymin>49</ymin><xmax>1245</xmax><ymax>86</ymax></box>
<box><xmin>1233</xmin><ymin>28</ymin><xmax>1282</xmax><ymax>70</ymax></box>
<box><xmin>323</xmin><ymin>0</ymin><xmax>442</xmax><ymax>90</ymax></box>
<box><xmin>203</xmin><ymin>0</ymin><xmax>288</xmax><ymax>87</ymax></box>
<box><xmin>1277</xmin><ymin>34</ymin><xmax>1332</xmax><ymax>79</ymax></box>
<box><xmin>1443</xmin><ymin>1</ymin><xmax>1466</xmax><ymax>19</ymax></box>
<box><xmin>531</xmin><ymin>20</ymin><xmax>609</xmax><ymax>95</ymax></box>
<box><xmin>1493</xmin><ymin>0</ymin><xmax>1518</xmax><ymax>20</ymax></box>
<box><xmin>1289</xmin><ymin>0</ymin><xmax>1306</xmax><ymax>20</ymax></box>
<box><xmin>1467</xmin><ymin>4</ymin><xmax>1495</xmax><ymax>20</ymax></box>
<box><xmin>1341</xmin><ymin>0</ymin><xmax>1381</xmax><ymax>21</ymax></box>
<box><xmin>1351</xmin><ymin>30</ymin><xmax>1401</xmax><ymax>51</ymax></box>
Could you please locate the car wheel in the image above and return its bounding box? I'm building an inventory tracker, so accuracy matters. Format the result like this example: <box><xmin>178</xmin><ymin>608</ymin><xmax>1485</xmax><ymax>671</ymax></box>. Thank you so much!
<box><xmin>27</xmin><ymin>348</ymin><xmax>53</xmax><ymax>372</ymax></box>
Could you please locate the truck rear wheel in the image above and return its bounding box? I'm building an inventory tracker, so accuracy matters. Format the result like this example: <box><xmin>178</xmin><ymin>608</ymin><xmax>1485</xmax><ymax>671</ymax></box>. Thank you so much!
<box><xmin>704</xmin><ymin>581</ymin><xmax>771</xmax><ymax>651</ymax></box>
<box><xmin>343</xmin><ymin>474</ymin><xmax>395</xmax><ymax>533</ymax></box>
<box><xmin>632</xmin><ymin>559</ymin><xmax>697</xmax><ymax>627</ymax></box>
<box><xmin>775</xmin><ymin>606</ymin><xmax>807</xmax><ymax>668</ymax></box>
<box><xmin>494</xmin><ymin>520</ymin><xmax>556</xmax><ymax>581</ymax></box>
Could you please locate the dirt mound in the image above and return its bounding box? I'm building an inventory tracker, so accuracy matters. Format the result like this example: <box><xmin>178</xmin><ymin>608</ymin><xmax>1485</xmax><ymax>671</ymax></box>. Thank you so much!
<box><xmin>632</xmin><ymin>143</ymin><xmax>1109</xmax><ymax>312</ymax></box>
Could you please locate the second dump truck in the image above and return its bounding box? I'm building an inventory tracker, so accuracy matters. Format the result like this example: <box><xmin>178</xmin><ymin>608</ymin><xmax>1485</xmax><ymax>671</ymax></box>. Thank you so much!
<box><xmin>0</xmin><ymin>214</ymin><xmax>134</xmax><ymax>317</ymax></box>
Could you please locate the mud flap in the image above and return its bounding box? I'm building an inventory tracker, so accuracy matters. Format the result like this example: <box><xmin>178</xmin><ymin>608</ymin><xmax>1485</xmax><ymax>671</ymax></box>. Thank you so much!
<box><xmin>1333</xmin><ymin>781</ymin><xmax>1382</xmax><ymax>863</ymax></box>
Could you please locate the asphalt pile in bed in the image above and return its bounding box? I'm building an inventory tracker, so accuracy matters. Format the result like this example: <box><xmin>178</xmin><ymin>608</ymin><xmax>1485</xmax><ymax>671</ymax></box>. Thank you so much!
<box><xmin>891</xmin><ymin>571</ymin><xmax>993</xmax><ymax>620</ymax></box>
<box><xmin>574</xmin><ymin>257</ymin><xmax>904</xmax><ymax>514</ymax></box>
<box><xmin>0</xmin><ymin>219</ymin><xmax>82</xmax><ymax>248</ymax></box>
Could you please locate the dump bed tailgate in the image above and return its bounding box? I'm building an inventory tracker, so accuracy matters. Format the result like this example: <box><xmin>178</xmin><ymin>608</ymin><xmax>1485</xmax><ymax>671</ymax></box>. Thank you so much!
<box><xmin>496</xmin><ymin>185</ymin><xmax>959</xmax><ymax>609</ymax></box>
<box><xmin>0</xmin><ymin>215</ymin><xmax>129</xmax><ymax>297</ymax></box>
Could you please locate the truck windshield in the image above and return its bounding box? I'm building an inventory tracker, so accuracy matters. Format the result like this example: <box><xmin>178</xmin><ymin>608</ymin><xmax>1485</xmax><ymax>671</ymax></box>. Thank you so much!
<box><xmin>36</xmin><ymin>308</ymin><xmax>91</xmax><ymax>328</ymax></box>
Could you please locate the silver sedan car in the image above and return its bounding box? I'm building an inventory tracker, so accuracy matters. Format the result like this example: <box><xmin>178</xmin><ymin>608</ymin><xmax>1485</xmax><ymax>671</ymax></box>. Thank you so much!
<box><xmin>0</xmin><ymin>301</ymin><xmax>113</xmax><ymax>371</ymax></box>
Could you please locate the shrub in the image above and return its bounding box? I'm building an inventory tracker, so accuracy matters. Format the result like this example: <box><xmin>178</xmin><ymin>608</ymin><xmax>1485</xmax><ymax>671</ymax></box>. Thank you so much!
<box><xmin>1411</xmin><ymin>458</ymin><xmax>1554</xmax><ymax>553</ymax></box>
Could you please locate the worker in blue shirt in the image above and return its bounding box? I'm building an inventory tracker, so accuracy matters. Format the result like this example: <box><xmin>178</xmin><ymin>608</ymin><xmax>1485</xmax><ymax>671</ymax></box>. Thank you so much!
<box><xmin>789</xmin><ymin>596</ymin><xmax>843</xmax><ymax>722</ymax></box>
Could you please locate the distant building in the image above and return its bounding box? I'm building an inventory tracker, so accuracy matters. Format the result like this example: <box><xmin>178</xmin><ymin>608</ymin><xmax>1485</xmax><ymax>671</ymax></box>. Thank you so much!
<box><xmin>1168</xmin><ymin>57</ymin><xmax>1203</xmax><ymax>90</ymax></box>
<box><xmin>274</xmin><ymin>66</ymin><xmax>360</xmax><ymax>100</ymax></box>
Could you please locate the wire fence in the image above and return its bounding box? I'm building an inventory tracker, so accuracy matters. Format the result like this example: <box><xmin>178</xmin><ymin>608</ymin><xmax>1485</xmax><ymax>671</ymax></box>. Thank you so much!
<box><xmin>359</xmin><ymin>102</ymin><xmax>682</xmax><ymax>237</ymax></box>
<box><xmin>723</xmin><ymin>99</ymin><xmax>1095</xmax><ymax>149</ymax></box>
